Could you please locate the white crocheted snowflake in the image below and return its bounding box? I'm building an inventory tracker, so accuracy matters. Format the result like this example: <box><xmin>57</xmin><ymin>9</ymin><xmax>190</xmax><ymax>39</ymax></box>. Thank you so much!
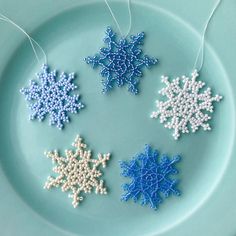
<box><xmin>44</xmin><ymin>135</ymin><xmax>111</xmax><ymax>208</ymax></box>
<box><xmin>151</xmin><ymin>70</ymin><xmax>222</xmax><ymax>140</ymax></box>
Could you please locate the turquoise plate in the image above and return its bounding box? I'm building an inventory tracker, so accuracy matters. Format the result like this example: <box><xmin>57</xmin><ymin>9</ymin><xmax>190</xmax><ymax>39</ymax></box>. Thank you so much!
<box><xmin>0</xmin><ymin>0</ymin><xmax>236</xmax><ymax>235</ymax></box>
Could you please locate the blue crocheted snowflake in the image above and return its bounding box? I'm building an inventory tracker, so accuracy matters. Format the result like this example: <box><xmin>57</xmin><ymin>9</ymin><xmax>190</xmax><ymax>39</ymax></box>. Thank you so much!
<box><xmin>85</xmin><ymin>27</ymin><xmax>158</xmax><ymax>94</ymax></box>
<box><xmin>20</xmin><ymin>64</ymin><xmax>84</xmax><ymax>129</ymax></box>
<box><xmin>120</xmin><ymin>144</ymin><xmax>181</xmax><ymax>210</ymax></box>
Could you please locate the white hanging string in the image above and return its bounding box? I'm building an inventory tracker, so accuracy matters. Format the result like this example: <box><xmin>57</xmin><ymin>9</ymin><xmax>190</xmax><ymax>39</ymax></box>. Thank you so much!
<box><xmin>0</xmin><ymin>13</ymin><xmax>47</xmax><ymax>64</ymax></box>
<box><xmin>193</xmin><ymin>0</ymin><xmax>221</xmax><ymax>71</ymax></box>
<box><xmin>104</xmin><ymin>0</ymin><xmax>132</xmax><ymax>38</ymax></box>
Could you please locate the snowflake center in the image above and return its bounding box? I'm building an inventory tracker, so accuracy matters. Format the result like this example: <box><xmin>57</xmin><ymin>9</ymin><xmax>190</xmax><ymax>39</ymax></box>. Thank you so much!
<box><xmin>143</xmin><ymin>173</ymin><xmax>158</xmax><ymax>188</ymax></box>
<box><xmin>110</xmin><ymin>53</ymin><xmax>132</xmax><ymax>74</ymax></box>
<box><xmin>44</xmin><ymin>88</ymin><xmax>64</xmax><ymax>104</ymax></box>
<box><xmin>174</xmin><ymin>93</ymin><xmax>198</xmax><ymax>116</ymax></box>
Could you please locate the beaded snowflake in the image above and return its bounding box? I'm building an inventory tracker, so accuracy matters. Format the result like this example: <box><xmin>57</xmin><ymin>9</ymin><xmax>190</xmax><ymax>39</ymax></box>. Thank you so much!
<box><xmin>120</xmin><ymin>144</ymin><xmax>180</xmax><ymax>210</ymax></box>
<box><xmin>44</xmin><ymin>135</ymin><xmax>111</xmax><ymax>208</ymax></box>
<box><xmin>85</xmin><ymin>27</ymin><xmax>158</xmax><ymax>94</ymax></box>
<box><xmin>151</xmin><ymin>70</ymin><xmax>223</xmax><ymax>140</ymax></box>
<box><xmin>20</xmin><ymin>64</ymin><xmax>84</xmax><ymax>129</ymax></box>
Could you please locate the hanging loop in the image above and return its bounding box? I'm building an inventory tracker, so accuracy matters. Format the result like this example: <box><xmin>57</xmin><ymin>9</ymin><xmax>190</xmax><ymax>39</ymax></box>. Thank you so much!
<box><xmin>193</xmin><ymin>0</ymin><xmax>221</xmax><ymax>71</ymax></box>
<box><xmin>0</xmin><ymin>13</ymin><xmax>47</xmax><ymax>64</ymax></box>
<box><xmin>104</xmin><ymin>0</ymin><xmax>132</xmax><ymax>38</ymax></box>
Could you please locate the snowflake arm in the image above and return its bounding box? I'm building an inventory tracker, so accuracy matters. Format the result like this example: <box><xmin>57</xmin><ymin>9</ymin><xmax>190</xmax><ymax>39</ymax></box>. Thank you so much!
<box><xmin>85</xmin><ymin>27</ymin><xmax>158</xmax><ymax>94</ymax></box>
<box><xmin>20</xmin><ymin>64</ymin><xmax>85</xmax><ymax>129</ymax></box>
<box><xmin>120</xmin><ymin>144</ymin><xmax>181</xmax><ymax>210</ymax></box>
<box><xmin>151</xmin><ymin>70</ymin><xmax>223</xmax><ymax>140</ymax></box>
<box><xmin>44</xmin><ymin>135</ymin><xmax>111</xmax><ymax>208</ymax></box>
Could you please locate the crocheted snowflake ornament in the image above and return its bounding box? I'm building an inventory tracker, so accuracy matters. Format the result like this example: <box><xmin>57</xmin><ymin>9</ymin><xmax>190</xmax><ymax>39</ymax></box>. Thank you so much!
<box><xmin>20</xmin><ymin>64</ymin><xmax>84</xmax><ymax>129</ymax></box>
<box><xmin>120</xmin><ymin>144</ymin><xmax>180</xmax><ymax>210</ymax></box>
<box><xmin>44</xmin><ymin>135</ymin><xmax>111</xmax><ymax>208</ymax></box>
<box><xmin>85</xmin><ymin>27</ymin><xmax>158</xmax><ymax>94</ymax></box>
<box><xmin>151</xmin><ymin>70</ymin><xmax>222</xmax><ymax>140</ymax></box>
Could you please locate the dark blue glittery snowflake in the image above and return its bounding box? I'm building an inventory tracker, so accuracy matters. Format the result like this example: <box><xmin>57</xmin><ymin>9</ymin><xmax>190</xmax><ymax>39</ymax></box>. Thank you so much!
<box><xmin>120</xmin><ymin>144</ymin><xmax>181</xmax><ymax>210</ymax></box>
<box><xmin>20</xmin><ymin>64</ymin><xmax>84</xmax><ymax>129</ymax></box>
<box><xmin>85</xmin><ymin>27</ymin><xmax>158</xmax><ymax>94</ymax></box>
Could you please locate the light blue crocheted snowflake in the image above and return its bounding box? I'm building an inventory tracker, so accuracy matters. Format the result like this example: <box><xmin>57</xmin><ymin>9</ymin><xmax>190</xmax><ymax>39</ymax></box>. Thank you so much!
<box><xmin>20</xmin><ymin>64</ymin><xmax>84</xmax><ymax>129</ymax></box>
<box><xmin>85</xmin><ymin>27</ymin><xmax>158</xmax><ymax>94</ymax></box>
<box><xmin>120</xmin><ymin>144</ymin><xmax>181</xmax><ymax>210</ymax></box>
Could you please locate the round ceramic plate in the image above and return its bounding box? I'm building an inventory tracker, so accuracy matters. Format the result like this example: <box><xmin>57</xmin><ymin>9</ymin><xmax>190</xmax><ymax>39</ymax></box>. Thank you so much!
<box><xmin>0</xmin><ymin>0</ymin><xmax>236</xmax><ymax>235</ymax></box>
